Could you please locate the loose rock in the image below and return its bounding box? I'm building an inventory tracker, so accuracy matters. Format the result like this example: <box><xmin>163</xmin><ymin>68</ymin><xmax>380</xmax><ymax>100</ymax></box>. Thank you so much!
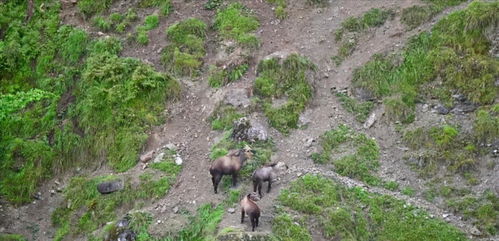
<box><xmin>363</xmin><ymin>112</ymin><xmax>377</xmax><ymax>129</ymax></box>
<box><xmin>434</xmin><ymin>104</ymin><xmax>450</xmax><ymax>115</ymax></box>
<box><xmin>227</xmin><ymin>208</ymin><xmax>236</xmax><ymax>214</ymax></box>
<box><xmin>175</xmin><ymin>155</ymin><xmax>183</xmax><ymax>165</ymax></box>
<box><xmin>97</xmin><ymin>180</ymin><xmax>124</xmax><ymax>194</ymax></box>
<box><xmin>139</xmin><ymin>150</ymin><xmax>155</xmax><ymax>163</ymax></box>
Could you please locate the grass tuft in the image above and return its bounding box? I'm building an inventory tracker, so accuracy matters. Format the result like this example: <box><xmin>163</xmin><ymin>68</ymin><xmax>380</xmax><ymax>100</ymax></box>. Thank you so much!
<box><xmin>214</xmin><ymin>3</ymin><xmax>260</xmax><ymax>49</ymax></box>
<box><xmin>254</xmin><ymin>54</ymin><xmax>315</xmax><ymax>133</ymax></box>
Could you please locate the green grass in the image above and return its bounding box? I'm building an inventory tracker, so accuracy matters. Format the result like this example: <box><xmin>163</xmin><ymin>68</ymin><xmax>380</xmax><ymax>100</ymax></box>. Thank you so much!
<box><xmin>352</xmin><ymin>1</ymin><xmax>499</xmax><ymax>123</ymax></box>
<box><xmin>209</xmin><ymin>104</ymin><xmax>244</xmax><ymax>130</ymax></box>
<box><xmin>311</xmin><ymin>125</ymin><xmax>380</xmax><ymax>185</ymax></box>
<box><xmin>446</xmin><ymin>190</ymin><xmax>499</xmax><ymax>235</ymax></box>
<box><xmin>403</xmin><ymin>123</ymin><xmax>486</xmax><ymax>177</ymax></box>
<box><xmin>254</xmin><ymin>54</ymin><xmax>315</xmax><ymax>134</ymax></box>
<box><xmin>267</xmin><ymin>0</ymin><xmax>288</xmax><ymax>20</ymax></box>
<box><xmin>78</xmin><ymin>0</ymin><xmax>114</xmax><ymax>17</ymax></box>
<box><xmin>162</xmin><ymin>18</ymin><xmax>207</xmax><ymax>76</ymax></box>
<box><xmin>135</xmin><ymin>14</ymin><xmax>160</xmax><ymax>45</ymax></box>
<box><xmin>138</xmin><ymin>0</ymin><xmax>173</xmax><ymax>15</ymax></box>
<box><xmin>0</xmin><ymin>234</ymin><xmax>27</xmax><ymax>241</ymax></box>
<box><xmin>204</xmin><ymin>0</ymin><xmax>223</xmax><ymax>10</ymax></box>
<box><xmin>214</xmin><ymin>3</ymin><xmax>260</xmax><ymax>49</ymax></box>
<box><xmin>143</xmin><ymin>15</ymin><xmax>160</xmax><ymax>30</ymax></box>
<box><xmin>333</xmin><ymin>8</ymin><xmax>394</xmax><ymax>64</ymax></box>
<box><xmin>401</xmin><ymin>187</ymin><xmax>416</xmax><ymax>196</ymax></box>
<box><xmin>274</xmin><ymin>174</ymin><xmax>468</xmax><ymax>240</ymax></box>
<box><xmin>474</xmin><ymin>107</ymin><xmax>499</xmax><ymax>144</ymax></box>
<box><xmin>335</xmin><ymin>92</ymin><xmax>374</xmax><ymax>122</ymax></box>
<box><xmin>401</xmin><ymin>5</ymin><xmax>440</xmax><ymax>29</ymax></box>
<box><xmin>92</xmin><ymin>9</ymin><xmax>139</xmax><ymax>33</ymax></box>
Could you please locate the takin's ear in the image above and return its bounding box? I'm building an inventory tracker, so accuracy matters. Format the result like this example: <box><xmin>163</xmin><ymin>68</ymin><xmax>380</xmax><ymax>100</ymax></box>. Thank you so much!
<box><xmin>234</xmin><ymin>150</ymin><xmax>242</xmax><ymax>156</ymax></box>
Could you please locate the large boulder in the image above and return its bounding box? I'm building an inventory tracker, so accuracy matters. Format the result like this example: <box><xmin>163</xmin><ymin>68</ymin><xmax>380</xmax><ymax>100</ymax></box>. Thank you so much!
<box><xmin>231</xmin><ymin>117</ymin><xmax>268</xmax><ymax>142</ymax></box>
<box><xmin>97</xmin><ymin>179</ymin><xmax>124</xmax><ymax>194</ymax></box>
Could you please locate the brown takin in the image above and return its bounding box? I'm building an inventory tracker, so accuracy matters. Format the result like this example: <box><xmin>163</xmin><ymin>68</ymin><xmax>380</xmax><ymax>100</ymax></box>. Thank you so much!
<box><xmin>240</xmin><ymin>192</ymin><xmax>260</xmax><ymax>231</ymax></box>
<box><xmin>209</xmin><ymin>146</ymin><xmax>254</xmax><ymax>194</ymax></box>
<box><xmin>252</xmin><ymin>162</ymin><xmax>288</xmax><ymax>197</ymax></box>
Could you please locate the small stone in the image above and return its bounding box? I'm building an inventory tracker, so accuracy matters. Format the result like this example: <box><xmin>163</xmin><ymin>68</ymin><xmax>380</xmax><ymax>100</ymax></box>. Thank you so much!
<box><xmin>173</xmin><ymin>206</ymin><xmax>179</xmax><ymax>213</ymax></box>
<box><xmin>139</xmin><ymin>150</ymin><xmax>155</xmax><ymax>163</ymax></box>
<box><xmin>227</xmin><ymin>208</ymin><xmax>236</xmax><ymax>214</ymax></box>
<box><xmin>296</xmin><ymin>172</ymin><xmax>303</xmax><ymax>177</ymax></box>
<box><xmin>175</xmin><ymin>155</ymin><xmax>183</xmax><ymax>165</ymax></box>
<box><xmin>157</xmin><ymin>220</ymin><xmax>162</xmax><ymax>224</ymax></box>
<box><xmin>33</xmin><ymin>192</ymin><xmax>42</xmax><ymax>200</ymax></box>
<box><xmin>164</xmin><ymin>143</ymin><xmax>176</xmax><ymax>150</ymax></box>
<box><xmin>55</xmin><ymin>180</ymin><xmax>61</xmax><ymax>186</ymax></box>
<box><xmin>442</xmin><ymin>213</ymin><xmax>450</xmax><ymax>218</ymax></box>
<box><xmin>470</xmin><ymin>227</ymin><xmax>481</xmax><ymax>236</ymax></box>
<box><xmin>153</xmin><ymin>152</ymin><xmax>165</xmax><ymax>163</ymax></box>
<box><xmin>49</xmin><ymin>189</ymin><xmax>56</xmax><ymax>196</ymax></box>
<box><xmin>434</xmin><ymin>104</ymin><xmax>450</xmax><ymax>115</ymax></box>
<box><xmin>363</xmin><ymin>112</ymin><xmax>376</xmax><ymax>129</ymax></box>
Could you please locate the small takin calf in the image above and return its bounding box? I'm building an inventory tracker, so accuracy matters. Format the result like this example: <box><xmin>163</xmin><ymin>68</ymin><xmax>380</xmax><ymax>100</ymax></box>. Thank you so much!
<box><xmin>240</xmin><ymin>192</ymin><xmax>260</xmax><ymax>231</ymax></box>
<box><xmin>209</xmin><ymin>146</ymin><xmax>254</xmax><ymax>194</ymax></box>
<box><xmin>252</xmin><ymin>162</ymin><xmax>288</xmax><ymax>197</ymax></box>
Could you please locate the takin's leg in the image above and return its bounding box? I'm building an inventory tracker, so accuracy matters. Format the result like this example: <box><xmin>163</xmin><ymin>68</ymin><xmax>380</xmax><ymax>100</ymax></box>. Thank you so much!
<box><xmin>255</xmin><ymin>215</ymin><xmax>259</xmax><ymax>227</ymax></box>
<box><xmin>213</xmin><ymin>175</ymin><xmax>222</xmax><ymax>194</ymax></box>
<box><xmin>267</xmin><ymin>179</ymin><xmax>272</xmax><ymax>193</ymax></box>
<box><xmin>250</xmin><ymin>215</ymin><xmax>256</xmax><ymax>231</ymax></box>
<box><xmin>231</xmin><ymin>173</ymin><xmax>238</xmax><ymax>187</ymax></box>
<box><xmin>258</xmin><ymin>182</ymin><xmax>263</xmax><ymax>197</ymax></box>
<box><xmin>241</xmin><ymin>209</ymin><xmax>245</xmax><ymax>223</ymax></box>
<box><xmin>253</xmin><ymin>179</ymin><xmax>258</xmax><ymax>192</ymax></box>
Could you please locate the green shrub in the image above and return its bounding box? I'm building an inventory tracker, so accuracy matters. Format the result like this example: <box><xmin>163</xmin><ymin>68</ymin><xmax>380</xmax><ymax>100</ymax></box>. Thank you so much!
<box><xmin>143</xmin><ymin>15</ymin><xmax>159</xmax><ymax>30</ymax></box>
<box><xmin>272</xmin><ymin>214</ymin><xmax>312</xmax><ymax>241</ymax></box>
<box><xmin>254</xmin><ymin>54</ymin><xmax>315</xmax><ymax>133</ymax></box>
<box><xmin>90</xmin><ymin>37</ymin><xmax>123</xmax><ymax>55</ymax></box>
<box><xmin>474</xmin><ymin>109</ymin><xmax>499</xmax><ymax>143</ymax></box>
<box><xmin>214</xmin><ymin>3</ymin><xmax>260</xmax><ymax>48</ymax></box>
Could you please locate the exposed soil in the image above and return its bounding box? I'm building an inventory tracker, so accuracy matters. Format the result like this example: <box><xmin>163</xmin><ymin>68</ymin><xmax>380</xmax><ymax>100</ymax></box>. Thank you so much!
<box><xmin>2</xmin><ymin>0</ymin><xmax>497</xmax><ymax>240</ymax></box>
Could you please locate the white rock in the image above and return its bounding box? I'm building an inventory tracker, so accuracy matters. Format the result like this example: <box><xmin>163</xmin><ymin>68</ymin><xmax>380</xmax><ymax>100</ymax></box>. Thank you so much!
<box><xmin>363</xmin><ymin>112</ymin><xmax>376</xmax><ymax>129</ymax></box>
<box><xmin>228</xmin><ymin>208</ymin><xmax>236</xmax><ymax>214</ymax></box>
<box><xmin>175</xmin><ymin>155</ymin><xmax>183</xmax><ymax>165</ymax></box>
<box><xmin>153</xmin><ymin>152</ymin><xmax>165</xmax><ymax>163</ymax></box>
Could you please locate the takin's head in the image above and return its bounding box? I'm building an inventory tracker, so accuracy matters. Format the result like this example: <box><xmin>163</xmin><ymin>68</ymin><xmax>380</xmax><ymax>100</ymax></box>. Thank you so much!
<box><xmin>234</xmin><ymin>145</ymin><xmax>255</xmax><ymax>161</ymax></box>
<box><xmin>247</xmin><ymin>192</ymin><xmax>260</xmax><ymax>202</ymax></box>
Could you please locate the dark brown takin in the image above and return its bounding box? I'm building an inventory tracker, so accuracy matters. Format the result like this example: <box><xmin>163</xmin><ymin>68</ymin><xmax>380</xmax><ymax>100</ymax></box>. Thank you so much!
<box><xmin>209</xmin><ymin>145</ymin><xmax>254</xmax><ymax>194</ymax></box>
<box><xmin>252</xmin><ymin>162</ymin><xmax>288</xmax><ymax>197</ymax></box>
<box><xmin>240</xmin><ymin>192</ymin><xmax>260</xmax><ymax>231</ymax></box>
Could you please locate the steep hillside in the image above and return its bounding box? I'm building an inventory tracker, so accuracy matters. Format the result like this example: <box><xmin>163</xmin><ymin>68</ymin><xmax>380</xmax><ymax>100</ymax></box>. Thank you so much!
<box><xmin>1</xmin><ymin>0</ymin><xmax>497</xmax><ymax>240</ymax></box>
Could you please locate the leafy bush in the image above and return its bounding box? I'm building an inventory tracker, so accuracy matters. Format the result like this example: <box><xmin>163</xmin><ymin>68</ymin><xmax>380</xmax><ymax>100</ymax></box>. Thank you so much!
<box><xmin>254</xmin><ymin>54</ymin><xmax>315</xmax><ymax>133</ymax></box>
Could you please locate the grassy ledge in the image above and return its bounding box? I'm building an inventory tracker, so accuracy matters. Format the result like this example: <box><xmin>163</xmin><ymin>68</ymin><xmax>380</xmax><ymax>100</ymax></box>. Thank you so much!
<box><xmin>401</xmin><ymin>0</ymin><xmax>467</xmax><ymax>30</ymax></box>
<box><xmin>273</xmin><ymin>174</ymin><xmax>468</xmax><ymax>240</ymax></box>
<box><xmin>254</xmin><ymin>54</ymin><xmax>316</xmax><ymax>134</ymax></box>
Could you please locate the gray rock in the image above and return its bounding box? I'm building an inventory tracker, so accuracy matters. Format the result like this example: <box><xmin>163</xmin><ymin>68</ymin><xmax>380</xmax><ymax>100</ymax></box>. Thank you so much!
<box><xmin>225</xmin><ymin>89</ymin><xmax>251</xmax><ymax>108</ymax></box>
<box><xmin>227</xmin><ymin>208</ymin><xmax>236</xmax><ymax>214</ymax></box>
<box><xmin>33</xmin><ymin>192</ymin><xmax>42</xmax><ymax>200</ymax></box>
<box><xmin>363</xmin><ymin>112</ymin><xmax>376</xmax><ymax>129</ymax></box>
<box><xmin>232</xmin><ymin>117</ymin><xmax>251</xmax><ymax>141</ymax></box>
<box><xmin>173</xmin><ymin>206</ymin><xmax>179</xmax><ymax>213</ymax></box>
<box><xmin>97</xmin><ymin>180</ymin><xmax>124</xmax><ymax>194</ymax></box>
<box><xmin>153</xmin><ymin>152</ymin><xmax>165</xmax><ymax>163</ymax></box>
<box><xmin>434</xmin><ymin>104</ymin><xmax>450</xmax><ymax>115</ymax></box>
<box><xmin>353</xmin><ymin>87</ymin><xmax>375</xmax><ymax>101</ymax></box>
<box><xmin>116</xmin><ymin>218</ymin><xmax>129</xmax><ymax>228</ymax></box>
<box><xmin>452</xmin><ymin>94</ymin><xmax>466</xmax><ymax>102</ymax></box>
<box><xmin>139</xmin><ymin>150</ymin><xmax>155</xmax><ymax>163</ymax></box>
<box><xmin>117</xmin><ymin>230</ymin><xmax>136</xmax><ymax>241</ymax></box>
<box><xmin>247</xmin><ymin>120</ymin><xmax>268</xmax><ymax>142</ymax></box>
<box><xmin>175</xmin><ymin>155</ymin><xmax>183</xmax><ymax>165</ymax></box>
<box><xmin>164</xmin><ymin>143</ymin><xmax>176</xmax><ymax>150</ymax></box>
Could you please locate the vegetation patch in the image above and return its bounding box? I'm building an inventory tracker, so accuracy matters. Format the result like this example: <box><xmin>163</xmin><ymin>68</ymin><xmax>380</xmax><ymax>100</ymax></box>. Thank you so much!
<box><xmin>401</xmin><ymin>0</ymin><xmax>467</xmax><ymax>30</ymax></box>
<box><xmin>333</xmin><ymin>8</ymin><xmax>394</xmax><ymax>65</ymax></box>
<box><xmin>403</xmin><ymin>123</ymin><xmax>487</xmax><ymax>177</ymax></box>
<box><xmin>208</xmin><ymin>63</ymin><xmax>249</xmax><ymax>88</ymax></box>
<box><xmin>0</xmin><ymin>234</ymin><xmax>27</xmax><ymax>241</ymax></box>
<box><xmin>208</xmin><ymin>104</ymin><xmax>245</xmax><ymax>131</ymax></box>
<box><xmin>214</xmin><ymin>3</ymin><xmax>260</xmax><ymax>49</ymax></box>
<box><xmin>352</xmin><ymin>1</ymin><xmax>499</xmax><ymax>123</ymax></box>
<box><xmin>254</xmin><ymin>54</ymin><xmax>315</xmax><ymax>134</ymax></box>
<box><xmin>92</xmin><ymin>10</ymin><xmax>138</xmax><ymax>33</ymax></box>
<box><xmin>311</xmin><ymin>125</ymin><xmax>380</xmax><ymax>185</ymax></box>
<box><xmin>51</xmin><ymin>156</ymin><xmax>180</xmax><ymax>241</ymax></box>
<box><xmin>138</xmin><ymin>0</ymin><xmax>173</xmax><ymax>16</ymax></box>
<box><xmin>204</xmin><ymin>0</ymin><xmax>223</xmax><ymax>10</ymax></box>
<box><xmin>335</xmin><ymin>92</ymin><xmax>374</xmax><ymax>122</ymax></box>
<box><xmin>274</xmin><ymin>174</ymin><xmax>467</xmax><ymax>240</ymax></box>
<box><xmin>78</xmin><ymin>0</ymin><xmax>114</xmax><ymax>17</ymax></box>
<box><xmin>136</xmin><ymin>14</ymin><xmax>160</xmax><ymax>45</ymax></box>
<box><xmin>161</xmin><ymin>18</ymin><xmax>207</xmax><ymax>76</ymax></box>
